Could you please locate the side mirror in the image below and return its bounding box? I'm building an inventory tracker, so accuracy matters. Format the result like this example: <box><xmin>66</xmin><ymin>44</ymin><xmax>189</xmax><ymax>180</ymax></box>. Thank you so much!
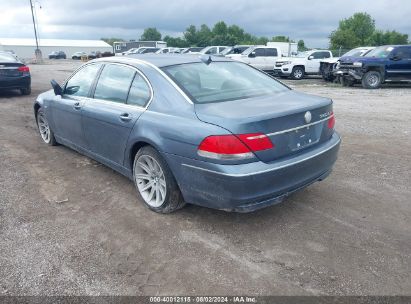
<box><xmin>308</xmin><ymin>55</ymin><xmax>314</xmax><ymax>60</ymax></box>
<box><xmin>50</xmin><ymin>79</ymin><xmax>62</xmax><ymax>96</ymax></box>
<box><xmin>249</xmin><ymin>52</ymin><xmax>256</xmax><ymax>58</ymax></box>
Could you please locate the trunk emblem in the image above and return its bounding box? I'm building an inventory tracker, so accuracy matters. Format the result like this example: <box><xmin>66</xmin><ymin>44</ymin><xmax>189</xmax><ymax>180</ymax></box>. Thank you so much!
<box><xmin>304</xmin><ymin>111</ymin><xmax>312</xmax><ymax>124</ymax></box>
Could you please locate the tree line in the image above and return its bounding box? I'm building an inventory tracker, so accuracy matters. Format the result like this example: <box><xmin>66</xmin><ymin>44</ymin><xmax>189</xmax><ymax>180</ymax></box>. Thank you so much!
<box><xmin>102</xmin><ymin>13</ymin><xmax>409</xmax><ymax>51</ymax></box>
<box><xmin>102</xmin><ymin>21</ymin><xmax>307</xmax><ymax>51</ymax></box>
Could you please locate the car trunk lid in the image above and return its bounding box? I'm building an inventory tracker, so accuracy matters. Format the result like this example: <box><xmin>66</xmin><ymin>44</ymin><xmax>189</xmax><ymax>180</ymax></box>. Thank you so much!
<box><xmin>0</xmin><ymin>62</ymin><xmax>27</xmax><ymax>77</ymax></box>
<box><xmin>195</xmin><ymin>90</ymin><xmax>334</xmax><ymax>163</ymax></box>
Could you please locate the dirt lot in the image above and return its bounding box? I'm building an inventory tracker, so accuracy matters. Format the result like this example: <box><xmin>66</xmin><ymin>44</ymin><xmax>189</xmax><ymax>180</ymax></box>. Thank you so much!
<box><xmin>0</xmin><ymin>60</ymin><xmax>410</xmax><ymax>296</ymax></box>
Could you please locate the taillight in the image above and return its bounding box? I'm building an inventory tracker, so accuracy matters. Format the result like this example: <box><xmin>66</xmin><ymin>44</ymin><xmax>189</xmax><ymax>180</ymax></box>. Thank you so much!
<box><xmin>198</xmin><ymin>133</ymin><xmax>273</xmax><ymax>160</ymax></box>
<box><xmin>18</xmin><ymin>66</ymin><xmax>30</xmax><ymax>73</ymax></box>
<box><xmin>328</xmin><ymin>112</ymin><xmax>335</xmax><ymax>129</ymax></box>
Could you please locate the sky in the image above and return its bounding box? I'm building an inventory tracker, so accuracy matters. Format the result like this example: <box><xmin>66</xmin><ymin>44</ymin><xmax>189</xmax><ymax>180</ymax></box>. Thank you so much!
<box><xmin>0</xmin><ymin>0</ymin><xmax>410</xmax><ymax>48</ymax></box>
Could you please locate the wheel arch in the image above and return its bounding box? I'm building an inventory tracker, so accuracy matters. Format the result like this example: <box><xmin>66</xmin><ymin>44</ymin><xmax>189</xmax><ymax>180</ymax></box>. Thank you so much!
<box><xmin>127</xmin><ymin>138</ymin><xmax>162</xmax><ymax>172</ymax></box>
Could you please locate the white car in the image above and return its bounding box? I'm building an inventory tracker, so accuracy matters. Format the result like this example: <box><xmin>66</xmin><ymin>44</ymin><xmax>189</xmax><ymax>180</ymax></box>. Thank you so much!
<box><xmin>197</xmin><ymin>46</ymin><xmax>228</xmax><ymax>55</ymax></box>
<box><xmin>156</xmin><ymin>47</ymin><xmax>181</xmax><ymax>54</ymax></box>
<box><xmin>231</xmin><ymin>46</ymin><xmax>282</xmax><ymax>72</ymax></box>
<box><xmin>273</xmin><ymin>50</ymin><xmax>333</xmax><ymax>80</ymax></box>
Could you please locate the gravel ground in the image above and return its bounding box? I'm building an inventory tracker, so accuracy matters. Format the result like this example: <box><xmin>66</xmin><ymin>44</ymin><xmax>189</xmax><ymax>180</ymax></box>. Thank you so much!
<box><xmin>0</xmin><ymin>60</ymin><xmax>410</xmax><ymax>296</ymax></box>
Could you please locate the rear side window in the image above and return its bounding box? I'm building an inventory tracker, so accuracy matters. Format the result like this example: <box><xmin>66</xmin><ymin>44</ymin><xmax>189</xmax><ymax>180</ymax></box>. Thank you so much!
<box><xmin>127</xmin><ymin>74</ymin><xmax>151</xmax><ymax>107</ymax></box>
<box><xmin>312</xmin><ymin>52</ymin><xmax>330</xmax><ymax>59</ymax></box>
<box><xmin>254</xmin><ymin>48</ymin><xmax>265</xmax><ymax>57</ymax></box>
<box><xmin>65</xmin><ymin>63</ymin><xmax>102</xmax><ymax>97</ymax></box>
<box><xmin>94</xmin><ymin>64</ymin><xmax>135</xmax><ymax>103</ymax></box>
<box><xmin>265</xmin><ymin>48</ymin><xmax>278</xmax><ymax>57</ymax></box>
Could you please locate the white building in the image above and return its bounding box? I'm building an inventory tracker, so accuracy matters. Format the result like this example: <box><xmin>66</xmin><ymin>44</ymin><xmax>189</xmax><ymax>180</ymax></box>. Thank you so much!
<box><xmin>0</xmin><ymin>38</ymin><xmax>113</xmax><ymax>59</ymax></box>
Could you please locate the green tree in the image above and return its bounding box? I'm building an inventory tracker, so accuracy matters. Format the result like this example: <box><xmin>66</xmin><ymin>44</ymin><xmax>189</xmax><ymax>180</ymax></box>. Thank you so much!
<box><xmin>184</xmin><ymin>25</ymin><xmax>199</xmax><ymax>46</ymax></box>
<box><xmin>329</xmin><ymin>12</ymin><xmax>375</xmax><ymax>49</ymax></box>
<box><xmin>297</xmin><ymin>39</ymin><xmax>307</xmax><ymax>51</ymax></box>
<box><xmin>197</xmin><ymin>24</ymin><xmax>212</xmax><ymax>46</ymax></box>
<box><xmin>140</xmin><ymin>27</ymin><xmax>162</xmax><ymax>41</ymax></box>
<box><xmin>100</xmin><ymin>38</ymin><xmax>124</xmax><ymax>46</ymax></box>
<box><xmin>271</xmin><ymin>35</ymin><xmax>293</xmax><ymax>42</ymax></box>
<box><xmin>163</xmin><ymin>36</ymin><xmax>188</xmax><ymax>48</ymax></box>
<box><xmin>368</xmin><ymin>30</ymin><xmax>408</xmax><ymax>45</ymax></box>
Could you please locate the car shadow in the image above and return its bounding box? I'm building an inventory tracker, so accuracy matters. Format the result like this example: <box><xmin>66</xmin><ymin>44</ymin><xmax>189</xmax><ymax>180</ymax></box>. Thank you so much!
<box><xmin>0</xmin><ymin>89</ymin><xmax>23</xmax><ymax>98</ymax></box>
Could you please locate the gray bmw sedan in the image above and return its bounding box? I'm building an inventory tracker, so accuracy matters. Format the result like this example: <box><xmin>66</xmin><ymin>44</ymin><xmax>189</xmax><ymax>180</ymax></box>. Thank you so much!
<box><xmin>34</xmin><ymin>54</ymin><xmax>340</xmax><ymax>213</ymax></box>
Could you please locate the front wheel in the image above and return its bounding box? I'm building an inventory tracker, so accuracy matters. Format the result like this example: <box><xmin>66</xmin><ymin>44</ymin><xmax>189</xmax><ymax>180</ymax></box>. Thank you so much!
<box><xmin>36</xmin><ymin>108</ymin><xmax>57</xmax><ymax>146</ymax></box>
<box><xmin>362</xmin><ymin>71</ymin><xmax>382</xmax><ymax>89</ymax></box>
<box><xmin>291</xmin><ymin>67</ymin><xmax>304</xmax><ymax>80</ymax></box>
<box><xmin>133</xmin><ymin>146</ymin><xmax>185</xmax><ymax>213</ymax></box>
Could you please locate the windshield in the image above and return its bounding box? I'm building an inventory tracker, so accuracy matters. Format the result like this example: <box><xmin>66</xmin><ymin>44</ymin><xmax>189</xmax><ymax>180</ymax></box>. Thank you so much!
<box><xmin>364</xmin><ymin>46</ymin><xmax>394</xmax><ymax>58</ymax></box>
<box><xmin>162</xmin><ymin>61</ymin><xmax>289</xmax><ymax>104</ymax></box>
<box><xmin>296</xmin><ymin>51</ymin><xmax>311</xmax><ymax>58</ymax></box>
<box><xmin>343</xmin><ymin>49</ymin><xmax>366</xmax><ymax>57</ymax></box>
<box><xmin>220</xmin><ymin>47</ymin><xmax>233</xmax><ymax>55</ymax></box>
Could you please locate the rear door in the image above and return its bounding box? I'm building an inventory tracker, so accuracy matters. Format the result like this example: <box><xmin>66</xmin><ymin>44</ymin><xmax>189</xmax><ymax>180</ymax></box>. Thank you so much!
<box><xmin>52</xmin><ymin>63</ymin><xmax>102</xmax><ymax>148</ymax></box>
<box><xmin>386</xmin><ymin>47</ymin><xmax>411</xmax><ymax>80</ymax></box>
<box><xmin>82</xmin><ymin>63</ymin><xmax>151</xmax><ymax>165</ymax></box>
<box><xmin>264</xmin><ymin>48</ymin><xmax>279</xmax><ymax>70</ymax></box>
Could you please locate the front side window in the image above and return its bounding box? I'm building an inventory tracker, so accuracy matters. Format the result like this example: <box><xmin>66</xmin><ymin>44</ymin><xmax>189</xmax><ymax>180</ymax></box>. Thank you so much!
<box><xmin>127</xmin><ymin>74</ymin><xmax>151</xmax><ymax>107</ymax></box>
<box><xmin>392</xmin><ymin>47</ymin><xmax>411</xmax><ymax>59</ymax></box>
<box><xmin>312</xmin><ymin>52</ymin><xmax>329</xmax><ymax>59</ymax></box>
<box><xmin>94</xmin><ymin>64</ymin><xmax>135</xmax><ymax>103</ymax></box>
<box><xmin>64</xmin><ymin>63</ymin><xmax>102</xmax><ymax>97</ymax></box>
<box><xmin>205</xmin><ymin>47</ymin><xmax>217</xmax><ymax>54</ymax></box>
<box><xmin>163</xmin><ymin>61</ymin><xmax>289</xmax><ymax>104</ymax></box>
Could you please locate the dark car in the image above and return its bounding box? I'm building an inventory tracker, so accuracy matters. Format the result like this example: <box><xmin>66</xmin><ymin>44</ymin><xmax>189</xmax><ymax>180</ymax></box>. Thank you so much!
<box><xmin>0</xmin><ymin>51</ymin><xmax>31</xmax><ymax>95</ymax></box>
<box><xmin>33</xmin><ymin>55</ymin><xmax>340</xmax><ymax>213</ymax></box>
<box><xmin>48</xmin><ymin>51</ymin><xmax>66</xmax><ymax>59</ymax></box>
<box><xmin>336</xmin><ymin>45</ymin><xmax>411</xmax><ymax>89</ymax></box>
<box><xmin>88</xmin><ymin>51</ymin><xmax>102</xmax><ymax>59</ymax></box>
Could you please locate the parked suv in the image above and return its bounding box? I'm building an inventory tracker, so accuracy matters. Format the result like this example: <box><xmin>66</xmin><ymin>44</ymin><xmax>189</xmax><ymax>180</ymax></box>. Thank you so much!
<box><xmin>232</xmin><ymin>46</ymin><xmax>282</xmax><ymax>72</ymax></box>
<box><xmin>48</xmin><ymin>51</ymin><xmax>66</xmax><ymax>59</ymax></box>
<box><xmin>336</xmin><ymin>45</ymin><xmax>411</xmax><ymax>89</ymax></box>
<box><xmin>273</xmin><ymin>50</ymin><xmax>333</xmax><ymax>80</ymax></box>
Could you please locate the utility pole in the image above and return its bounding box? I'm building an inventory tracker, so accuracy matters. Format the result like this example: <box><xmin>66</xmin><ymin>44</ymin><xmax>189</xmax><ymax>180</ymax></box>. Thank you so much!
<box><xmin>29</xmin><ymin>0</ymin><xmax>42</xmax><ymax>61</ymax></box>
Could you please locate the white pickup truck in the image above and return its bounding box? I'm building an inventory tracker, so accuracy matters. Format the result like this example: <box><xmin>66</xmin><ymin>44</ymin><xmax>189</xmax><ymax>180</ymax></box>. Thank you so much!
<box><xmin>229</xmin><ymin>46</ymin><xmax>282</xmax><ymax>73</ymax></box>
<box><xmin>273</xmin><ymin>50</ymin><xmax>333</xmax><ymax>79</ymax></box>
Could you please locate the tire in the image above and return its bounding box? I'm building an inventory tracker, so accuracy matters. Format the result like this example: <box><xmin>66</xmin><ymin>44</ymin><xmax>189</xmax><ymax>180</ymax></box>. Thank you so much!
<box><xmin>36</xmin><ymin>108</ymin><xmax>57</xmax><ymax>146</ymax></box>
<box><xmin>21</xmin><ymin>86</ymin><xmax>31</xmax><ymax>95</ymax></box>
<box><xmin>291</xmin><ymin>66</ymin><xmax>304</xmax><ymax>80</ymax></box>
<box><xmin>133</xmin><ymin>146</ymin><xmax>185</xmax><ymax>213</ymax></box>
<box><xmin>362</xmin><ymin>71</ymin><xmax>382</xmax><ymax>89</ymax></box>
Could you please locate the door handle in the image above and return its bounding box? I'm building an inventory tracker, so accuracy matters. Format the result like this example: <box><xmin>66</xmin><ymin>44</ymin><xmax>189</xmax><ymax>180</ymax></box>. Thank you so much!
<box><xmin>73</xmin><ymin>102</ymin><xmax>81</xmax><ymax>110</ymax></box>
<box><xmin>119</xmin><ymin>113</ymin><xmax>132</xmax><ymax>122</ymax></box>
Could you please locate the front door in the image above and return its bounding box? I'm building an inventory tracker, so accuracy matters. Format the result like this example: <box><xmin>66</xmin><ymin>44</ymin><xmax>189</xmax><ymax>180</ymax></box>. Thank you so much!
<box><xmin>51</xmin><ymin>63</ymin><xmax>102</xmax><ymax>148</ymax></box>
<box><xmin>386</xmin><ymin>47</ymin><xmax>411</xmax><ymax>80</ymax></box>
<box><xmin>82</xmin><ymin>64</ymin><xmax>151</xmax><ymax>165</ymax></box>
<box><xmin>306</xmin><ymin>51</ymin><xmax>330</xmax><ymax>74</ymax></box>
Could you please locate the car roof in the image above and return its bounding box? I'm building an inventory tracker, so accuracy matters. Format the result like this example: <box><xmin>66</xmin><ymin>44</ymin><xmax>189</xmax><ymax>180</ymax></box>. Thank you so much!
<box><xmin>94</xmin><ymin>54</ymin><xmax>232</xmax><ymax>68</ymax></box>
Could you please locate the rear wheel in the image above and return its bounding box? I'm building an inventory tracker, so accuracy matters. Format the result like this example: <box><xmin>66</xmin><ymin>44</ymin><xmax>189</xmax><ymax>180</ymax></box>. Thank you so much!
<box><xmin>36</xmin><ymin>108</ymin><xmax>57</xmax><ymax>146</ymax></box>
<box><xmin>362</xmin><ymin>71</ymin><xmax>382</xmax><ymax>89</ymax></box>
<box><xmin>291</xmin><ymin>66</ymin><xmax>304</xmax><ymax>80</ymax></box>
<box><xmin>133</xmin><ymin>146</ymin><xmax>185</xmax><ymax>213</ymax></box>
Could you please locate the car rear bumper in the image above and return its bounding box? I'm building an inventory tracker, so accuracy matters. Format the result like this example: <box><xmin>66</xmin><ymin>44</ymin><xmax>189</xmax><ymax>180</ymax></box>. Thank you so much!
<box><xmin>0</xmin><ymin>75</ymin><xmax>31</xmax><ymax>90</ymax></box>
<box><xmin>163</xmin><ymin>132</ymin><xmax>341</xmax><ymax>212</ymax></box>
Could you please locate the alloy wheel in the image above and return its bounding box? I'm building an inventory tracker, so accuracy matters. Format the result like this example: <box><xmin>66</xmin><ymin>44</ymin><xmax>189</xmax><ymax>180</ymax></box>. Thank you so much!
<box><xmin>134</xmin><ymin>155</ymin><xmax>167</xmax><ymax>207</ymax></box>
<box><xmin>37</xmin><ymin>113</ymin><xmax>51</xmax><ymax>143</ymax></box>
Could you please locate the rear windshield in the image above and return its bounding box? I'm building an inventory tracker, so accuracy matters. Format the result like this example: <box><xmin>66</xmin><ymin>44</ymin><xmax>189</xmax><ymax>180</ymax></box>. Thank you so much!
<box><xmin>162</xmin><ymin>61</ymin><xmax>289</xmax><ymax>104</ymax></box>
<box><xmin>0</xmin><ymin>52</ymin><xmax>18</xmax><ymax>62</ymax></box>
